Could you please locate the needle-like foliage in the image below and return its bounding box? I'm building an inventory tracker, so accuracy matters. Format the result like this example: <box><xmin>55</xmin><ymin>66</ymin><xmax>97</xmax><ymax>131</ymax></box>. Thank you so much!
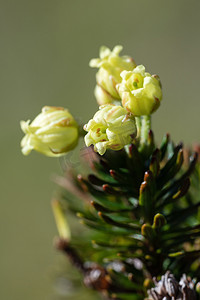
<box><xmin>55</xmin><ymin>134</ymin><xmax>200</xmax><ymax>299</ymax></box>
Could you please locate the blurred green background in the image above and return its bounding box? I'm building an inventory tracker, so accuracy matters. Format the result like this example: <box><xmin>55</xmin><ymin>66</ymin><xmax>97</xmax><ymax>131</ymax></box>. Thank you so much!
<box><xmin>1</xmin><ymin>0</ymin><xmax>200</xmax><ymax>299</ymax></box>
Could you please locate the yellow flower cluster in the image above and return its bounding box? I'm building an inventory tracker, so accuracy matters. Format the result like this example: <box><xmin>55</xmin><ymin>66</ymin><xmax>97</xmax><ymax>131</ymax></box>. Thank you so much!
<box><xmin>20</xmin><ymin>45</ymin><xmax>163</xmax><ymax>157</ymax></box>
<box><xmin>84</xmin><ymin>104</ymin><xmax>136</xmax><ymax>155</ymax></box>
<box><xmin>117</xmin><ymin>65</ymin><xmax>162</xmax><ymax>116</ymax></box>
<box><xmin>90</xmin><ymin>45</ymin><xmax>162</xmax><ymax>116</ymax></box>
<box><xmin>89</xmin><ymin>45</ymin><xmax>136</xmax><ymax>105</ymax></box>
<box><xmin>83</xmin><ymin>45</ymin><xmax>163</xmax><ymax>154</ymax></box>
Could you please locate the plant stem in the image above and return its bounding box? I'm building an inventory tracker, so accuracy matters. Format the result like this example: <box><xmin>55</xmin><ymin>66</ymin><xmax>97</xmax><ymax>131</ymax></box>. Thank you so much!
<box><xmin>135</xmin><ymin>116</ymin><xmax>142</xmax><ymax>139</ymax></box>
<box><xmin>140</xmin><ymin>115</ymin><xmax>151</xmax><ymax>146</ymax></box>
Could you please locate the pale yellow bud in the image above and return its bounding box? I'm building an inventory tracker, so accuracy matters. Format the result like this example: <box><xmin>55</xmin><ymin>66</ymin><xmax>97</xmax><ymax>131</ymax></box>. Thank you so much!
<box><xmin>20</xmin><ymin>106</ymin><xmax>79</xmax><ymax>157</ymax></box>
<box><xmin>90</xmin><ymin>45</ymin><xmax>136</xmax><ymax>105</ymax></box>
<box><xmin>84</xmin><ymin>104</ymin><xmax>137</xmax><ymax>155</ymax></box>
<box><xmin>117</xmin><ymin>65</ymin><xmax>162</xmax><ymax>116</ymax></box>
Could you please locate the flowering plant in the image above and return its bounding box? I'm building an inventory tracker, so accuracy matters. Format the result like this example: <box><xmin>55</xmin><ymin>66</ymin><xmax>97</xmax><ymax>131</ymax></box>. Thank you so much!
<box><xmin>21</xmin><ymin>46</ymin><xmax>200</xmax><ymax>300</ymax></box>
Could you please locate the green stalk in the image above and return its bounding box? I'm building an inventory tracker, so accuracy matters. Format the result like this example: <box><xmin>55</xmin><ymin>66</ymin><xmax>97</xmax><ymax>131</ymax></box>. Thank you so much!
<box><xmin>135</xmin><ymin>116</ymin><xmax>142</xmax><ymax>139</ymax></box>
<box><xmin>139</xmin><ymin>115</ymin><xmax>151</xmax><ymax>155</ymax></box>
<box><xmin>140</xmin><ymin>115</ymin><xmax>151</xmax><ymax>144</ymax></box>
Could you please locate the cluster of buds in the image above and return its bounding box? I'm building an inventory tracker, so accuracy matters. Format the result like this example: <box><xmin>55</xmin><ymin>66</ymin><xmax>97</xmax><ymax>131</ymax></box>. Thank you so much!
<box><xmin>117</xmin><ymin>65</ymin><xmax>162</xmax><ymax>116</ymax></box>
<box><xmin>84</xmin><ymin>104</ymin><xmax>137</xmax><ymax>155</ymax></box>
<box><xmin>89</xmin><ymin>45</ymin><xmax>136</xmax><ymax>105</ymax></box>
<box><xmin>20</xmin><ymin>45</ymin><xmax>163</xmax><ymax>157</ymax></box>
<box><xmin>90</xmin><ymin>45</ymin><xmax>162</xmax><ymax>116</ymax></box>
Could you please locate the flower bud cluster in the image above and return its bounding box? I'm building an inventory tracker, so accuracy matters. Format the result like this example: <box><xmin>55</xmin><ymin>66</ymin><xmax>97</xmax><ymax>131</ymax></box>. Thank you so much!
<box><xmin>117</xmin><ymin>65</ymin><xmax>162</xmax><ymax>116</ymax></box>
<box><xmin>90</xmin><ymin>45</ymin><xmax>162</xmax><ymax>117</ymax></box>
<box><xmin>20</xmin><ymin>45</ymin><xmax>163</xmax><ymax>157</ymax></box>
<box><xmin>90</xmin><ymin>45</ymin><xmax>136</xmax><ymax>105</ymax></box>
<box><xmin>84</xmin><ymin>104</ymin><xmax>136</xmax><ymax>155</ymax></box>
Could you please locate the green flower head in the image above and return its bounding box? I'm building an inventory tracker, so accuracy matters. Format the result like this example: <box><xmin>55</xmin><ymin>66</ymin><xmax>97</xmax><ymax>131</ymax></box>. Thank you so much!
<box><xmin>20</xmin><ymin>106</ymin><xmax>79</xmax><ymax>157</ymax></box>
<box><xmin>117</xmin><ymin>65</ymin><xmax>162</xmax><ymax>116</ymax></box>
<box><xmin>84</xmin><ymin>104</ymin><xmax>137</xmax><ymax>155</ymax></box>
<box><xmin>90</xmin><ymin>45</ymin><xmax>136</xmax><ymax>105</ymax></box>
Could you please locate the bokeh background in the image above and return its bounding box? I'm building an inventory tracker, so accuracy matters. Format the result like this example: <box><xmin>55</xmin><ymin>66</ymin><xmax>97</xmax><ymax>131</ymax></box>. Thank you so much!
<box><xmin>1</xmin><ymin>0</ymin><xmax>200</xmax><ymax>299</ymax></box>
